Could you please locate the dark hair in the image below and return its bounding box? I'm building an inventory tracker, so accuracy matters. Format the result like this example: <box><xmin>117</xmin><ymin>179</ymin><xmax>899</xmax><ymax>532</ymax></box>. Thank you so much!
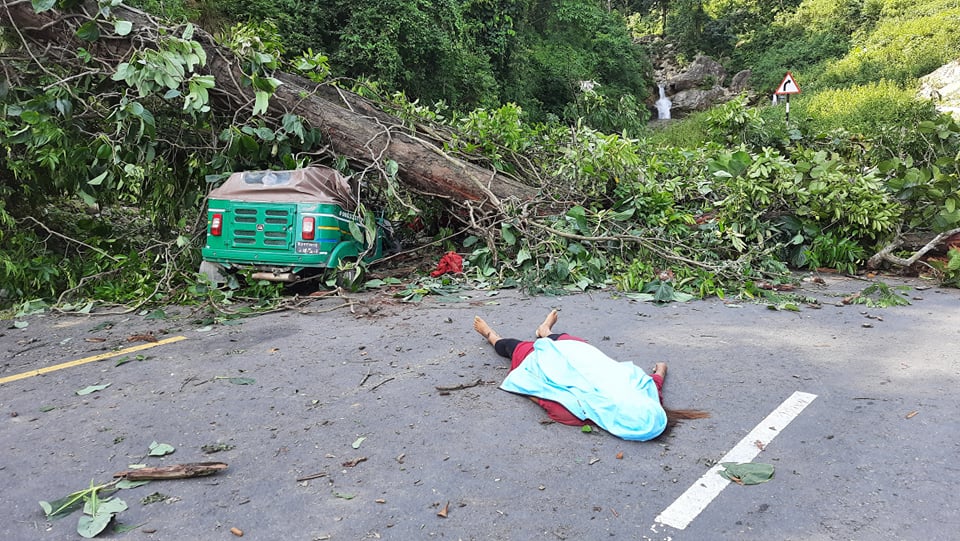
<box><xmin>664</xmin><ymin>407</ymin><xmax>710</xmax><ymax>428</ymax></box>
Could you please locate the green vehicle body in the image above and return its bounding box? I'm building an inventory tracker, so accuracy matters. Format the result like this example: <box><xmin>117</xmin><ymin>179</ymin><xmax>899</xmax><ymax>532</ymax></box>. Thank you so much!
<box><xmin>201</xmin><ymin>167</ymin><xmax>383</xmax><ymax>283</ymax></box>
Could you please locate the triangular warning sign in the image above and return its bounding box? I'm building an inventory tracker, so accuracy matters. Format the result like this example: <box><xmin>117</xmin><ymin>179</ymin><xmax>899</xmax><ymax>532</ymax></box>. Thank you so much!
<box><xmin>775</xmin><ymin>72</ymin><xmax>801</xmax><ymax>95</ymax></box>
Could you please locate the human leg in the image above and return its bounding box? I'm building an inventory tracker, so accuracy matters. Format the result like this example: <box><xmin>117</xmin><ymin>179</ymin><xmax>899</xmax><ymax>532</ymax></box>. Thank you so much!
<box><xmin>474</xmin><ymin>316</ymin><xmax>522</xmax><ymax>359</ymax></box>
<box><xmin>535</xmin><ymin>309</ymin><xmax>559</xmax><ymax>338</ymax></box>
<box><xmin>651</xmin><ymin>362</ymin><xmax>667</xmax><ymax>402</ymax></box>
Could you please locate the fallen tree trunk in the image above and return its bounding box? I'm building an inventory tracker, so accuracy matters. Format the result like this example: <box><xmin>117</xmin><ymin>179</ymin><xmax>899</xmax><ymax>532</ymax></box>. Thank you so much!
<box><xmin>0</xmin><ymin>0</ymin><xmax>535</xmax><ymax>205</ymax></box>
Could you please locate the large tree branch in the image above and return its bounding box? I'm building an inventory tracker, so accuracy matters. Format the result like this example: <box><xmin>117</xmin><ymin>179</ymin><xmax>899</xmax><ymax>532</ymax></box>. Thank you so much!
<box><xmin>0</xmin><ymin>0</ymin><xmax>536</xmax><ymax>206</ymax></box>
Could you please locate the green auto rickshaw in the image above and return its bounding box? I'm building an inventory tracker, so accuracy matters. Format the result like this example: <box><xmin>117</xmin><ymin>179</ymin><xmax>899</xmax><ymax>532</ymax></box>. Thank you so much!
<box><xmin>200</xmin><ymin>166</ymin><xmax>387</xmax><ymax>286</ymax></box>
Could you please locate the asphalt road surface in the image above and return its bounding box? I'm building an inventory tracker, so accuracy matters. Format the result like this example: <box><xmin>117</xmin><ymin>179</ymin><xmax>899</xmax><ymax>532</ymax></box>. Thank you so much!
<box><xmin>2</xmin><ymin>274</ymin><xmax>958</xmax><ymax>540</ymax></box>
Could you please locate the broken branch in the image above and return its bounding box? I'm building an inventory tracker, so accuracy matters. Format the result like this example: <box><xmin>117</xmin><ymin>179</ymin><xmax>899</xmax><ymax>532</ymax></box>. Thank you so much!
<box><xmin>113</xmin><ymin>462</ymin><xmax>228</xmax><ymax>480</ymax></box>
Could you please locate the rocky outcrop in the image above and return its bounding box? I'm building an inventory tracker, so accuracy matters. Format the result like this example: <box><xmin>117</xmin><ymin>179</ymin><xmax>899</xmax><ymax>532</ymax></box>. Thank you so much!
<box><xmin>666</xmin><ymin>55</ymin><xmax>726</xmax><ymax>93</ymax></box>
<box><xmin>918</xmin><ymin>60</ymin><xmax>960</xmax><ymax>120</ymax></box>
<box><xmin>652</xmin><ymin>55</ymin><xmax>753</xmax><ymax>118</ymax></box>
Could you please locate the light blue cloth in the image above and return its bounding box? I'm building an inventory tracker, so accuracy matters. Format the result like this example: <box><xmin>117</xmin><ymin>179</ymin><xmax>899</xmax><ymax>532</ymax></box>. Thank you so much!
<box><xmin>500</xmin><ymin>338</ymin><xmax>666</xmax><ymax>441</ymax></box>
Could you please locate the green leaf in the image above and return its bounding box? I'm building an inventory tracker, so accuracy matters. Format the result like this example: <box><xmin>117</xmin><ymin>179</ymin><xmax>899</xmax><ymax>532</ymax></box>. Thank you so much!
<box><xmin>501</xmin><ymin>224</ymin><xmax>516</xmax><ymax>245</ymax></box>
<box><xmin>333</xmin><ymin>491</ymin><xmax>355</xmax><ymax>500</ymax></box>
<box><xmin>252</xmin><ymin>90</ymin><xmax>270</xmax><ymax>115</ymax></box>
<box><xmin>115</xmin><ymin>480</ymin><xmax>150</xmax><ymax>490</ymax></box>
<box><xmin>718</xmin><ymin>462</ymin><xmax>775</xmax><ymax>485</ymax></box>
<box><xmin>78</xmin><ymin>497</ymin><xmax>127</xmax><ymax>538</ymax></box>
<box><xmin>226</xmin><ymin>377</ymin><xmax>255</xmax><ymax>385</ymax></box>
<box><xmin>40</xmin><ymin>494</ymin><xmax>85</xmax><ymax>520</ymax></box>
<box><xmin>13</xmin><ymin>320</ymin><xmax>28</xmax><ymax>329</ymax></box>
<box><xmin>88</xmin><ymin>171</ymin><xmax>108</xmax><ymax>186</ymax></box>
<box><xmin>385</xmin><ymin>159</ymin><xmax>399</xmax><ymax>177</ymax></box>
<box><xmin>76</xmin><ymin>384</ymin><xmax>111</xmax><ymax>396</ymax></box>
<box><xmin>76</xmin><ymin>21</ymin><xmax>100</xmax><ymax>42</ymax></box>
<box><xmin>581</xmin><ymin>425</ymin><xmax>592</xmax><ymax>433</ymax></box>
<box><xmin>144</xmin><ymin>308</ymin><xmax>168</xmax><ymax>320</ymax></box>
<box><xmin>32</xmin><ymin>0</ymin><xmax>56</xmax><ymax>12</ymax></box>
<box><xmin>147</xmin><ymin>441</ymin><xmax>175</xmax><ymax>457</ymax></box>
<box><xmin>351</xmin><ymin>436</ymin><xmax>366</xmax><ymax>449</ymax></box>
<box><xmin>114</xmin><ymin>20</ymin><xmax>132</xmax><ymax>36</ymax></box>
<box><xmin>40</xmin><ymin>405</ymin><xmax>56</xmax><ymax>413</ymax></box>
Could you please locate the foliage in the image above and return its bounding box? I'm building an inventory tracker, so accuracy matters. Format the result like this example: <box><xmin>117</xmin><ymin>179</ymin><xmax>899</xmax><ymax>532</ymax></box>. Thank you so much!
<box><xmin>928</xmin><ymin>248</ymin><xmax>960</xmax><ymax>287</ymax></box>
<box><xmin>819</xmin><ymin>3</ymin><xmax>960</xmax><ymax>88</ymax></box>
<box><xmin>796</xmin><ymin>81</ymin><xmax>939</xmax><ymax>137</ymax></box>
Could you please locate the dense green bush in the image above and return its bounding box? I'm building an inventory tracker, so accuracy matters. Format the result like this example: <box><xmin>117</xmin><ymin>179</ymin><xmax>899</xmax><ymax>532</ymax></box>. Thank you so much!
<box><xmin>820</xmin><ymin>5</ymin><xmax>960</xmax><ymax>87</ymax></box>
<box><xmin>796</xmin><ymin>81</ymin><xmax>937</xmax><ymax>134</ymax></box>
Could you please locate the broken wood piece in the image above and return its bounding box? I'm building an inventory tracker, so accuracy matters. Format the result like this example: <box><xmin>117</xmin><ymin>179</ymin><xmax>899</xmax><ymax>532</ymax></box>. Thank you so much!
<box><xmin>113</xmin><ymin>462</ymin><xmax>228</xmax><ymax>480</ymax></box>
<box><xmin>295</xmin><ymin>471</ymin><xmax>329</xmax><ymax>482</ymax></box>
<box><xmin>435</xmin><ymin>378</ymin><xmax>484</xmax><ymax>392</ymax></box>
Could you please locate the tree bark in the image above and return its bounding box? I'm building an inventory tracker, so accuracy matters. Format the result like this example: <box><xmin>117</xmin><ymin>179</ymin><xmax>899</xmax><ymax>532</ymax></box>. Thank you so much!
<box><xmin>0</xmin><ymin>0</ymin><xmax>535</xmax><ymax>206</ymax></box>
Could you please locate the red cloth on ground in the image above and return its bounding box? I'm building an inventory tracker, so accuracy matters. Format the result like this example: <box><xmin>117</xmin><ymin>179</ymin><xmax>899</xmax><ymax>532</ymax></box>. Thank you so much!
<box><xmin>508</xmin><ymin>334</ymin><xmax>665</xmax><ymax>426</ymax></box>
<box><xmin>430</xmin><ymin>251</ymin><xmax>463</xmax><ymax>277</ymax></box>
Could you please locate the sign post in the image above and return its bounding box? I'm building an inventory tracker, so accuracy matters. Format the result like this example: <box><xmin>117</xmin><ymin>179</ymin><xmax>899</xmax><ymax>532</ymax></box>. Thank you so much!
<box><xmin>774</xmin><ymin>71</ymin><xmax>801</xmax><ymax>127</ymax></box>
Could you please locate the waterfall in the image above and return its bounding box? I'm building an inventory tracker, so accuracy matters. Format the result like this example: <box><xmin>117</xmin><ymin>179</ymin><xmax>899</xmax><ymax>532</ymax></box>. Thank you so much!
<box><xmin>655</xmin><ymin>84</ymin><xmax>672</xmax><ymax>120</ymax></box>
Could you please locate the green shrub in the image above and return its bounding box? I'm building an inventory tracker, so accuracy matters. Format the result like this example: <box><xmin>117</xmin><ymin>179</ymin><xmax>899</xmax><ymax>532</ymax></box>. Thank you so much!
<box><xmin>820</xmin><ymin>6</ymin><xmax>960</xmax><ymax>87</ymax></box>
<box><xmin>795</xmin><ymin>80</ymin><xmax>937</xmax><ymax>135</ymax></box>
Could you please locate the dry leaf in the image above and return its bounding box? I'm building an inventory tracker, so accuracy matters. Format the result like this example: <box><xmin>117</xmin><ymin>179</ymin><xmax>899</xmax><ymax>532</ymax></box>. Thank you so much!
<box><xmin>127</xmin><ymin>333</ymin><xmax>158</xmax><ymax>342</ymax></box>
<box><xmin>905</xmin><ymin>410</ymin><xmax>919</xmax><ymax>419</ymax></box>
<box><xmin>342</xmin><ymin>457</ymin><xmax>368</xmax><ymax>467</ymax></box>
<box><xmin>615</xmin><ymin>452</ymin><xmax>624</xmax><ymax>460</ymax></box>
<box><xmin>85</xmin><ymin>337</ymin><xmax>107</xmax><ymax>342</ymax></box>
<box><xmin>437</xmin><ymin>501</ymin><xmax>449</xmax><ymax>518</ymax></box>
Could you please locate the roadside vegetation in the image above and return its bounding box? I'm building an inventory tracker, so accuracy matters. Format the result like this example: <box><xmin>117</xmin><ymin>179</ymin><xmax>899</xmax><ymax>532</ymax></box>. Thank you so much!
<box><xmin>1</xmin><ymin>0</ymin><xmax>959</xmax><ymax>314</ymax></box>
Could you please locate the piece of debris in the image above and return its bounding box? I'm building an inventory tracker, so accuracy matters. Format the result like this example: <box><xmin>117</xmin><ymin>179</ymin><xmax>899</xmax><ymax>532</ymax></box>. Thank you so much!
<box><xmin>230</xmin><ymin>526</ymin><xmax>244</xmax><ymax>537</ymax></box>
<box><xmin>435</xmin><ymin>378</ymin><xmax>484</xmax><ymax>393</ymax></box>
<box><xmin>905</xmin><ymin>410</ymin><xmax>919</xmax><ymax>419</ymax></box>
<box><xmin>296</xmin><ymin>471</ymin><xmax>328</xmax><ymax>482</ymax></box>
<box><xmin>127</xmin><ymin>333</ymin><xmax>158</xmax><ymax>343</ymax></box>
<box><xmin>201</xmin><ymin>442</ymin><xmax>235</xmax><ymax>454</ymax></box>
<box><xmin>615</xmin><ymin>451</ymin><xmax>624</xmax><ymax>460</ymax></box>
<box><xmin>342</xmin><ymin>457</ymin><xmax>368</xmax><ymax>468</ymax></box>
<box><xmin>113</xmin><ymin>462</ymin><xmax>228</xmax><ymax>480</ymax></box>
<box><xmin>754</xmin><ymin>440</ymin><xmax>766</xmax><ymax>450</ymax></box>
<box><xmin>437</xmin><ymin>501</ymin><xmax>450</xmax><ymax>518</ymax></box>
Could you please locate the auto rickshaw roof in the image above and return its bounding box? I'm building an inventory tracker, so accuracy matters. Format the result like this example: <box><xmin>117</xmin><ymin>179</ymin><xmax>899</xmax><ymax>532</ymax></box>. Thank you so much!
<box><xmin>209</xmin><ymin>167</ymin><xmax>357</xmax><ymax>210</ymax></box>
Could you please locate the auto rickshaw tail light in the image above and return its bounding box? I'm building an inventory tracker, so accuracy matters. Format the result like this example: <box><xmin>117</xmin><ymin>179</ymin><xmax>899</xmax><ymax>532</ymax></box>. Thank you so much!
<box><xmin>302</xmin><ymin>216</ymin><xmax>316</xmax><ymax>240</ymax></box>
<box><xmin>210</xmin><ymin>213</ymin><xmax>223</xmax><ymax>236</ymax></box>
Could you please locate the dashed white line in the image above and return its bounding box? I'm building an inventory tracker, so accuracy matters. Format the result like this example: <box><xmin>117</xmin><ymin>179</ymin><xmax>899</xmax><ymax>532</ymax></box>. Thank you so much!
<box><xmin>654</xmin><ymin>391</ymin><xmax>818</xmax><ymax>531</ymax></box>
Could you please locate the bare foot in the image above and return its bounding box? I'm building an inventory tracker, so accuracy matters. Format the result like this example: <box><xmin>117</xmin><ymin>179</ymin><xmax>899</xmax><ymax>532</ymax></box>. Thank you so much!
<box><xmin>653</xmin><ymin>362</ymin><xmax>668</xmax><ymax>379</ymax></box>
<box><xmin>536</xmin><ymin>309</ymin><xmax>559</xmax><ymax>338</ymax></box>
<box><xmin>474</xmin><ymin>316</ymin><xmax>502</xmax><ymax>346</ymax></box>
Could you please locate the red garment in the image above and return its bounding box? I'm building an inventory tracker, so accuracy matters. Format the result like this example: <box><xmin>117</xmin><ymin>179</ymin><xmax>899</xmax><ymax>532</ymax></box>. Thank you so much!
<box><xmin>509</xmin><ymin>335</ymin><xmax>664</xmax><ymax>426</ymax></box>
<box><xmin>430</xmin><ymin>251</ymin><xmax>463</xmax><ymax>277</ymax></box>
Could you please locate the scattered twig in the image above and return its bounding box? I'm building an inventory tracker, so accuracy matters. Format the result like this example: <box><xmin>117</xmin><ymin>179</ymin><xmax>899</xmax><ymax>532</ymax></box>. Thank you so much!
<box><xmin>295</xmin><ymin>471</ymin><xmax>328</xmax><ymax>482</ymax></box>
<box><xmin>369</xmin><ymin>377</ymin><xmax>395</xmax><ymax>391</ymax></box>
<box><xmin>435</xmin><ymin>378</ymin><xmax>484</xmax><ymax>392</ymax></box>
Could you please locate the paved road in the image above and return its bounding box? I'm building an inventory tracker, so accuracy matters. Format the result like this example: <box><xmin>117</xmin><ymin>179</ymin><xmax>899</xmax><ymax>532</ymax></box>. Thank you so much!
<box><xmin>1</xmin><ymin>275</ymin><xmax>958</xmax><ymax>540</ymax></box>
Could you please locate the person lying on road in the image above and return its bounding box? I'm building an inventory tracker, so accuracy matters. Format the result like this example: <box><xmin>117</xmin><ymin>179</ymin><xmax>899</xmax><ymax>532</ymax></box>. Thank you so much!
<box><xmin>474</xmin><ymin>310</ymin><xmax>708</xmax><ymax>441</ymax></box>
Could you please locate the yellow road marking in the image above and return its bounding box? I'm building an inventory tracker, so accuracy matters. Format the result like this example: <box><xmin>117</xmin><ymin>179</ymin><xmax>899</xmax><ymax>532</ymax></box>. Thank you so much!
<box><xmin>0</xmin><ymin>335</ymin><xmax>187</xmax><ymax>385</ymax></box>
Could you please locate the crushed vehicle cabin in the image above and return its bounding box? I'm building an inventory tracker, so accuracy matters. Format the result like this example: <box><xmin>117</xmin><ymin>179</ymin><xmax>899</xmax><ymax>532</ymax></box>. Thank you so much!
<box><xmin>200</xmin><ymin>166</ymin><xmax>387</xmax><ymax>286</ymax></box>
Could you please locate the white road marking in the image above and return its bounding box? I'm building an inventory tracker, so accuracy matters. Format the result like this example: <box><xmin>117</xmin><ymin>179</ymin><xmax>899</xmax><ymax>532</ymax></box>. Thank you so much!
<box><xmin>653</xmin><ymin>391</ymin><xmax>818</xmax><ymax>531</ymax></box>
